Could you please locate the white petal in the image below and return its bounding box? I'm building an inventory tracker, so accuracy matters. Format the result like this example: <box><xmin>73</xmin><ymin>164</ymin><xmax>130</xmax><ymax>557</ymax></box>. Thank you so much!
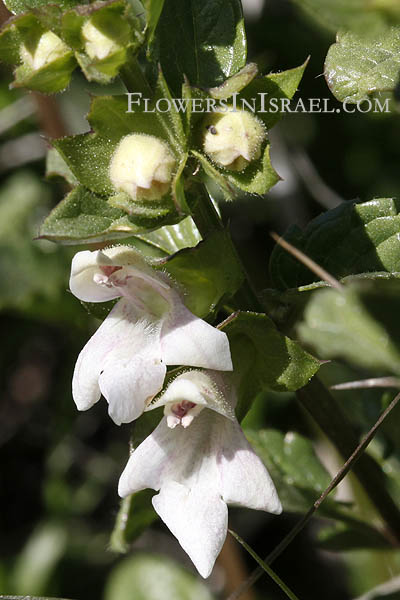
<box><xmin>219</xmin><ymin>420</ymin><xmax>282</xmax><ymax>514</ymax></box>
<box><xmin>73</xmin><ymin>299</ymin><xmax>166</xmax><ymax>424</ymax></box>
<box><xmin>153</xmin><ymin>481</ymin><xmax>228</xmax><ymax>578</ymax></box>
<box><xmin>148</xmin><ymin>370</ymin><xmax>236</xmax><ymax>420</ymax></box>
<box><xmin>70</xmin><ymin>250</ymin><xmax>122</xmax><ymax>303</ymax></box>
<box><xmin>161</xmin><ymin>296</ymin><xmax>233</xmax><ymax>371</ymax></box>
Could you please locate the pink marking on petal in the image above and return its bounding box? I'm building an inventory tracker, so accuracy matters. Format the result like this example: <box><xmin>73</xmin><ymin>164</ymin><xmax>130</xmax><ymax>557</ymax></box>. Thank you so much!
<box><xmin>171</xmin><ymin>400</ymin><xmax>196</xmax><ymax>418</ymax></box>
<box><xmin>100</xmin><ymin>265</ymin><xmax>123</xmax><ymax>277</ymax></box>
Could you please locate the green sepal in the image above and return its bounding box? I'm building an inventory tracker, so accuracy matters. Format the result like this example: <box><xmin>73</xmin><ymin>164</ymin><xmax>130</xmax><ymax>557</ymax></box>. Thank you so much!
<box><xmin>270</xmin><ymin>197</ymin><xmax>400</xmax><ymax>291</ymax></box>
<box><xmin>62</xmin><ymin>0</ymin><xmax>143</xmax><ymax>84</ymax></box>
<box><xmin>208</xmin><ymin>62</ymin><xmax>258</xmax><ymax>100</ymax></box>
<box><xmin>192</xmin><ymin>144</ymin><xmax>280</xmax><ymax>199</ymax></box>
<box><xmin>220</xmin><ymin>311</ymin><xmax>320</xmax><ymax>419</ymax></box>
<box><xmin>14</xmin><ymin>49</ymin><xmax>76</xmax><ymax>93</ymax></box>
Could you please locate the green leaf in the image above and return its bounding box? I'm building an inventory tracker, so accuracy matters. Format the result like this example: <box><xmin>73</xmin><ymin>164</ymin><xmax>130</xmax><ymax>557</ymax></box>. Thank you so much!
<box><xmin>238</xmin><ymin>59</ymin><xmax>309</xmax><ymax>130</ymax></box>
<box><xmin>135</xmin><ymin>216</ymin><xmax>201</xmax><ymax>255</ymax></box>
<box><xmin>220</xmin><ymin>312</ymin><xmax>320</xmax><ymax>419</ymax></box>
<box><xmin>318</xmin><ymin>522</ymin><xmax>392</xmax><ymax>551</ymax></box>
<box><xmin>158</xmin><ymin>230</ymin><xmax>244</xmax><ymax>317</ymax></box>
<box><xmin>154</xmin><ymin>0</ymin><xmax>246</xmax><ymax>94</ymax></box>
<box><xmin>292</xmin><ymin>0</ymin><xmax>400</xmax><ymax>33</ymax></box>
<box><xmin>270</xmin><ymin>198</ymin><xmax>400</xmax><ymax>291</ymax></box>
<box><xmin>246</xmin><ymin>429</ymin><xmax>331</xmax><ymax>513</ymax></box>
<box><xmin>105</xmin><ymin>554</ymin><xmax>215</xmax><ymax>600</ymax></box>
<box><xmin>325</xmin><ymin>28</ymin><xmax>400</xmax><ymax>103</ymax></box>
<box><xmin>45</xmin><ymin>147</ymin><xmax>78</xmax><ymax>186</ymax></box>
<box><xmin>298</xmin><ymin>283</ymin><xmax>400</xmax><ymax>375</ymax></box>
<box><xmin>39</xmin><ymin>185</ymin><xmax>181</xmax><ymax>244</ymax></box>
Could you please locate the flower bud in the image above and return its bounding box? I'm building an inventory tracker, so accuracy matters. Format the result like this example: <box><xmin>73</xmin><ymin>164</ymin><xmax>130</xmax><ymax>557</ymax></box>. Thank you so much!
<box><xmin>20</xmin><ymin>31</ymin><xmax>70</xmax><ymax>71</ymax></box>
<box><xmin>109</xmin><ymin>134</ymin><xmax>176</xmax><ymax>201</ymax></box>
<box><xmin>81</xmin><ymin>20</ymin><xmax>120</xmax><ymax>61</ymax></box>
<box><xmin>202</xmin><ymin>108</ymin><xmax>266</xmax><ymax>171</ymax></box>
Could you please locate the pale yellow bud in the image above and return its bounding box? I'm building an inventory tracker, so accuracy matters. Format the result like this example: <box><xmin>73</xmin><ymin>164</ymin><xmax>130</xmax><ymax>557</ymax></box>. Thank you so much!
<box><xmin>202</xmin><ymin>108</ymin><xmax>266</xmax><ymax>171</ymax></box>
<box><xmin>81</xmin><ymin>20</ymin><xmax>120</xmax><ymax>61</ymax></box>
<box><xmin>109</xmin><ymin>134</ymin><xmax>176</xmax><ymax>201</ymax></box>
<box><xmin>20</xmin><ymin>31</ymin><xmax>70</xmax><ymax>71</ymax></box>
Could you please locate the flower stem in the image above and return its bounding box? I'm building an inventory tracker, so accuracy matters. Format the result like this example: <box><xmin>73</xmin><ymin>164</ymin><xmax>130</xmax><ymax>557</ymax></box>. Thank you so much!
<box><xmin>229</xmin><ymin>530</ymin><xmax>302</xmax><ymax>600</ymax></box>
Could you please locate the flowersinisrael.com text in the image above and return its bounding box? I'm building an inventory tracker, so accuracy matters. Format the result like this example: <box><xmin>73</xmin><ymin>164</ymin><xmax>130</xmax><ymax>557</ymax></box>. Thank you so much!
<box><xmin>126</xmin><ymin>92</ymin><xmax>390</xmax><ymax>115</ymax></box>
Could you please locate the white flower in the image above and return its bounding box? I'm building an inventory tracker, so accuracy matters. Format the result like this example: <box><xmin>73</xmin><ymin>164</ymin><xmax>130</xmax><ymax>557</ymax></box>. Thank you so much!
<box><xmin>109</xmin><ymin>134</ymin><xmax>176</xmax><ymax>201</ymax></box>
<box><xmin>70</xmin><ymin>247</ymin><xmax>232</xmax><ymax>425</ymax></box>
<box><xmin>20</xmin><ymin>31</ymin><xmax>70</xmax><ymax>71</ymax></box>
<box><xmin>118</xmin><ymin>370</ymin><xmax>282</xmax><ymax>578</ymax></box>
<box><xmin>202</xmin><ymin>108</ymin><xmax>266</xmax><ymax>171</ymax></box>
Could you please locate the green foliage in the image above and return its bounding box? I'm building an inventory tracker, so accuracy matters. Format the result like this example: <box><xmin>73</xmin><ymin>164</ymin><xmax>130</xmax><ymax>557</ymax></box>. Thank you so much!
<box><xmin>298</xmin><ymin>282</ymin><xmax>400</xmax><ymax>374</ymax></box>
<box><xmin>352</xmin><ymin>576</ymin><xmax>400</xmax><ymax>599</ymax></box>
<box><xmin>220</xmin><ymin>312</ymin><xmax>320</xmax><ymax>419</ymax></box>
<box><xmin>246</xmin><ymin>428</ymin><xmax>332</xmax><ymax>513</ymax></box>
<box><xmin>318</xmin><ymin>522</ymin><xmax>391</xmax><ymax>551</ymax></box>
<box><xmin>159</xmin><ymin>230</ymin><xmax>244</xmax><ymax>317</ymax></box>
<box><xmin>325</xmin><ymin>27</ymin><xmax>400</xmax><ymax>103</ymax></box>
<box><xmin>292</xmin><ymin>0</ymin><xmax>400</xmax><ymax>32</ymax></box>
<box><xmin>39</xmin><ymin>185</ymin><xmax>173</xmax><ymax>244</ymax></box>
<box><xmin>154</xmin><ymin>0</ymin><xmax>246</xmax><ymax>93</ymax></box>
<box><xmin>105</xmin><ymin>554</ymin><xmax>215</xmax><ymax>600</ymax></box>
<box><xmin>110</xmin><ymin>491</ymin><xmax>158</xmax><ymax>553</ymax></box>
<box><xmin>270</xmin><ymin>198</ymin><xmax>400</xmax><ymax>291</ymax></box>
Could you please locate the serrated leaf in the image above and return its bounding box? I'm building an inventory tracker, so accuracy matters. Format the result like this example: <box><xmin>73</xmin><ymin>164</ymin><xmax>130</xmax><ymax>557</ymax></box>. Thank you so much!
<box><xmin>220</xmin><ymin>312</ymin><xmax>320</xmax><ymax>419</ymax></box>
<box><xmin>238</xmin><ymin>59</ymin><xmax>309</xmax><ymax>130</ymax></box>
<box><xmin>39</xmin><ymin>185</ymin><xmax>182</xmax><ymax>244</ymax></box>
<box><xmin>46</xmin><ymin>147</ymin><xmax>78</xmax><ymax>186</ymax></box>
<box><xmin>325</xmin><ymin>27</ymin><xmax>400</xmax><ymax>103</ymax></box>
<box><xmin>270</xmin><ymin>198</ymin><xmax>400</xmax><ymax>291</ymax></box>
<box><xmin>298</xmin><ymin>282</ymin><xmax>400</xmax><ymax>374</ymax></box>
<box><xmin>158</xmin><ymin>230</ymin><xmax>244</xmax><ymax>317</ymax></box>
<box><xmin>105</xmin><ymin>554</ymin><xmax>215</xmax><ymax>600</ymax></box>
<box><xmin>154</xmin><ymin>0</ymin><xmax>246</xmax><ymax>94</ymax></box>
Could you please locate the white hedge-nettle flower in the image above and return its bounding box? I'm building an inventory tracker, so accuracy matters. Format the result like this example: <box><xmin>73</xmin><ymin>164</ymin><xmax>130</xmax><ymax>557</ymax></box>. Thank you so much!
<box><xmin>109</xmin><ymin>134</ymin><xmax>176</xmax><ymax>201</ymax></box>
<box><xmin>81</xmin><ymin>20</ymin><xmax>120</xmax><ymax>61</ymax></box>
<box><xmin>20</xmin><ymin>31</ymin><xmax>70</xmax><ymax>71</ymax></box>
<box><xmin>118</xmin><ymin>370</ymin><xmax>282</xmax><ymax>578</ymax></box>
<box><xmin>70</xmin><ymin>247</ymin><xmax>232</xmax><ymax>425</ymax></box>
<box><xmin>202</xmin><ymin>108</ymin><xmax>266</xmax><ymax>171</ymax></box>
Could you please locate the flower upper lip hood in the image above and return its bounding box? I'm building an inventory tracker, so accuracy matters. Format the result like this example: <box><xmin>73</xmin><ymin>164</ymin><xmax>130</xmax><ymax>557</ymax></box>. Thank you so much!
<box><xmin>69</xmin><ymin>247</ymin><xmax>233</xmax><ymax>425</ymax></box>
<box><xmin>119</xmin><ymin>370</ymin><xmax>282</xmax><ymax>578</ymax></box>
